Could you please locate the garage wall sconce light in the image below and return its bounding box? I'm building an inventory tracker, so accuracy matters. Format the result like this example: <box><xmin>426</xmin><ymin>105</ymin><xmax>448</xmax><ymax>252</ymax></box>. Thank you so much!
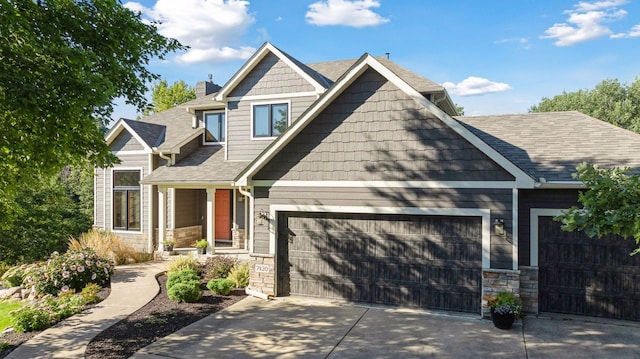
<box><xmin>493</xmin><ymin>219</ymin><xmax>505</xmax><ymax>236</ymax></box>
<box><xmin>257</xmin><ymin>210</ymin><xmax>269</xmax><ymax>226</ymax></box>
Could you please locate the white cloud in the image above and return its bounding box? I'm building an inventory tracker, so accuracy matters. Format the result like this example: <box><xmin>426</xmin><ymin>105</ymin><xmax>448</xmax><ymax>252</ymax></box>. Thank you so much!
<box><xmin>442</xmin><ymin>77</ymin><xmax>512</xmax><ymax>97</ymax></box>
<box><xmin>629</xmin><ymin>24</ymin><xmax>640</xmax><ymax>37</ymax></box>
<box><xmin>306</xmin><ymin>0</ymin><xmax>390</xmax><ymax>27</ymax></box>
<box><xmin>542</xmin><ymin>1</ymin><xmax>632</xmax><ymax>46</ymax></box>
<box><xmin>123</xmin><ymin>0</ymin><xmax>256</xmax><ymax>63</ymax></box>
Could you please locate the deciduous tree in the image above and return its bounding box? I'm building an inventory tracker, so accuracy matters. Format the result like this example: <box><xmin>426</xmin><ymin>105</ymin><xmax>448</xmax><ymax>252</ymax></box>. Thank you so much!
<box><xmin>142</xmin><ymin>80</ymin><xmax>196</xmax><ymax>117</ymax></box>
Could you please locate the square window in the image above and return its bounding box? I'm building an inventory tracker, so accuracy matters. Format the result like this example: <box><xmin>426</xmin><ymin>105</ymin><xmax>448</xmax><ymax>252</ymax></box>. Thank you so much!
<box><xmin>253</xmin><ymin>103</ymin><xmax>288</xmax><ymax>137</ymax></box>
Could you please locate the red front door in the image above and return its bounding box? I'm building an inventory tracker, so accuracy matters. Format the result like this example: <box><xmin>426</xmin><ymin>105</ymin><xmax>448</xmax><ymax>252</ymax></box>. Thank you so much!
<box><xmin>215</xmin><ymin>190</ymin><xmax>231</xmax><ymax>240</ymax></box>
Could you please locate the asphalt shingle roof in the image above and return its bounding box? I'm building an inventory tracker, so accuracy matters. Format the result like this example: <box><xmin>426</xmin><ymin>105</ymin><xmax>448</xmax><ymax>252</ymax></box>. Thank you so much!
<box><xmin>141</xmin><ymin>146</ymin><xmax>250</xmax><ymax>185</ymax></box>
<box><xmin>121</xmin><ymin>119</ymin><xmax>165</xmax><ymax>148</ymax></box>
<box><xmin>456</xmin><ymin>111</ymin><xmax>640</xmax><ymax>181</ymax></box>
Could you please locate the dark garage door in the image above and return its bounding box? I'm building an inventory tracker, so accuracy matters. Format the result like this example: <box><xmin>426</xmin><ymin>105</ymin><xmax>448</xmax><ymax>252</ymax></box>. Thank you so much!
<box><xmin>277</xmin><ymin>212</ymin><xmax>482</xmax><ymax>313</ymax></box>
<box><xmin>539</xmin><ymin>216</ymin><xmax>640</xmax><ymax>320</ymax></box>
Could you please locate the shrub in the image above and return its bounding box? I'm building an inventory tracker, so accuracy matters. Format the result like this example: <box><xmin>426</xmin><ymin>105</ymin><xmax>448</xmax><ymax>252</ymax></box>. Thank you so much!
<box><xmin>10</xmin><ymin>291</ymin><xmax>90</xmax><ymax>332</ymax></box>
<box><xmin>0</xmin><ymin>262</ymin><xmax>12</xmax><ymax>279</ymax></box>
<box><xmin>11</xmin><ymin>306</ymin><xmax>52</xmax><ymax>332</ymax></box>
<box><xmin>207</xmin><ymin>278</ymin><xmax>234</xmax><ymax>295</ymax></box>
<box><xmin>167</xmin><ymin>282</ymin><xmax>202</xmax><ymax>303</ymax></box>
<box><xmin>1</xmin><ymin>264</ymin><xmax>29</xmax><ymax>287</ymax></box>
<box><xmin>204</xmin><ymin>256</ymin><xmax>237</xmax><ymax>281</ymax></box>
<box><xmin>23</xmin><ymin>249</ymin><xmax>114</xmax><ymax>296</ymax></box>
<box><xmin>69</xmin><ymin>229</ymin><xmax>152</xmax><ymax>265</ymax></box>
<box><xmin>166</xmin><ymin>269</ymin><xmax>200</xmax><ymax>291</ymax></box>
<box><xmin>227</xmin><ymin>262</ymin><xmax>250</xmax><ymax>289</ymax></box>
<box><xmin>80</xmin><ymin>283</ymin><xmax>102</xmax><ymax>305</ymax></box>
<box><xmin>166</xmin><ymin>254</ymin><xmax>200</xmax><ymax>276</ymax></box>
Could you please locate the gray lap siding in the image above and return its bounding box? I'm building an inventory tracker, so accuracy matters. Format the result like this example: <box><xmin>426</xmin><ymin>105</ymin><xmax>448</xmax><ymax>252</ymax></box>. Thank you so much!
<box><xmin>253</xmin><ymin>186</ymin><xmax>514</xmax><ymax>269</ymax></box>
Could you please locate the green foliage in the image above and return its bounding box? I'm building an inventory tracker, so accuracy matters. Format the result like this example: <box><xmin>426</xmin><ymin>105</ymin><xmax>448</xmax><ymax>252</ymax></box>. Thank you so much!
<box><xmin>207</xmin><ymin>278</ymin><xmax>234</xmax><ymax>296</ymax></box>
<box><xmin>0</xmin><ymin>165</ymin><xmax>94</xmax><ymax>264</ymax></box>
<box><xmin>1</xmin><ymin>264</ymin><xmax>28</xmax><ymax>287</ymax></box>
<box><xmin>167</xmin><ymin>282</ymin><xmax>202</xmax><ymax>303</ymax></box>
<box><xmin>204</xmin><ymin>256</ymin><xmax>237</xmax><ymax>281</ymax></box>
<box><xmin>10</xmin><ymin>290</ymin><xmax>94</xmax><ymax>332</ymax></box>
<box><xmin>166</xmin><ymin>269</ymin><xmax>200</xmax><ymax>291</ymax></box>
<box><xmin>530</xmin><ymin>77</ymin><xmax>640</xmax><ymax>134</ymax></box>
<box><xmin>23</xmin><ymin>249</ymin><xmax>114</xmax><ymax>296</ymax></box>
<box><xmin>487</xmin><ymin>291</ymin><xmax>522</xmax><ymax>316</ymax></box>
<box><xmin>195</xmin><ymin>239</ymin><xmax>208</xmax><ymax>249</ymax></box>
<box><xmin>0</xmin><ymin>262</ymin><xmax>11</xmax><ymax>279</ymax></box>
<box><xmin>227</xmin><ymin>262</ymin><xmax>250</xmax><ymax>289</ymax></box>
<box><xmin>0</xmin><ymin>1</ymin><xmax>183</xmax><ymax>201</ymax></box>
<box><xmin>142</xmin><ymin>80</ymin><xmax>196</xmax><ymax>117</ymax></box>
<box><xmin>80</xmin><ymin>283</ymin><xmax>102</xmax><ymax>305</ymax></box>
<box><xmin>556</xmin><ymin>163</ymin><xmax>640</xmax><ymax>254</ymax></box>
<box><xmin>166</xmin><ymin>255</ymin><xmax>201</xmax><ymax>276</ymax></box>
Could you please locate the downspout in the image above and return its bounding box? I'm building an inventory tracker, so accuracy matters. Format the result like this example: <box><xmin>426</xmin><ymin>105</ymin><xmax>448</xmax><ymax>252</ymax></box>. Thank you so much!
<box><xmin>154</xmin><ymin>148</ymin><xmax>173</xmax><ymax>166</ymax></box>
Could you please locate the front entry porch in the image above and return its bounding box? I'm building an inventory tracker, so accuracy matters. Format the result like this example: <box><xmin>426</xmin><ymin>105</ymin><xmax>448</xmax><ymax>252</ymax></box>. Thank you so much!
<box><xmin>157</xmin><ymin>187</ymin><xmax>248</xmax><ymax>253</ymax></box>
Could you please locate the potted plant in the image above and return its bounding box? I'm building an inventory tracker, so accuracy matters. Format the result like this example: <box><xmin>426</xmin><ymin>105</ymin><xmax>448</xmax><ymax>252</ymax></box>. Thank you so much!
<box><xmin>195</xmin><ymin>239</ymin><xmax>208</xmax><ymax>254</ymax></box>
<box><xmin>162</xmin><ymin>240</ymin><xmax>175</xmax><ymax>252</ymax></box>
<box><xmin>487</xmin><ymin>291</ymin><xmax>522</xmax><ymax>329</ymax></box>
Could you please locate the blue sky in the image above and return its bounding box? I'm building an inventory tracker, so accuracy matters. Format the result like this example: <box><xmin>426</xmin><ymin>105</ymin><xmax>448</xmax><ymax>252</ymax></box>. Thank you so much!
<box><xmin>113</xmin><ymin>0</ymin><xmax>640</xmax><ymax>120</ymax></box>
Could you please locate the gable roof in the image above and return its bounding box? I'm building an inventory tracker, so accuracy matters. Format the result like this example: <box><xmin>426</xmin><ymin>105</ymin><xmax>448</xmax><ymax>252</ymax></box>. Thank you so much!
<box><xmin>214</xmin><ymin>42</ymin><xmax>328</xmax><ymax>101</ymax></box>
<box><xmin>138</xmin><ymin>105</ymin><xmax>203</xmax><ymax>153</ymax></box>
<box><xmin>234</xmin><ymin>54</ymin><xmax>536</xmax><ymax>188</ymax></box>
<box><xmin>105</xmin><ymin>118</ymin><xmax>161</xmax><ymax>153</ymax></box>
<box><xmin>456</xmin><ymin>111</ymin><xmax>640</xmax><ymax>183</ymax></box>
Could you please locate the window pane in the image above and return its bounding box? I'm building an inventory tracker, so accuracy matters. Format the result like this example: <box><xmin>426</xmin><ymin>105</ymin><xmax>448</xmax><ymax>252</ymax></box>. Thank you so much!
<box><xmin>114</xmin><ymin>170</ymin><xmax>139</xmax><ymax>187</ymax></box>
<box><xmin>205</xmin><ymin>112</ymin><xmax>225</xmax><ymax>142</ymax></box>
<box><xmin>253</xmin><ymin>105</ymin><xmax>270</xmax><ymax>137</ymax></box>
<box><xmin>271</xmin><ymin>104</ymin><xmax>288</xmax><ymax>136</ymax></box>
<box><xmin>113</xmin><ymin>190</ymin><xmax>127</xmax><ymax>229</ymax></box>
<box><xmin>128</xmin><ymin>190</ymin><xmax>141</xmax><ymax>231</ymax></box>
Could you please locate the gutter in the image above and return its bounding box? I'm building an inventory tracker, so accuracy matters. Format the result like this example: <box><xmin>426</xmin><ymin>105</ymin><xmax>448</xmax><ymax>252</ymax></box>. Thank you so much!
<box><xmin>534</xmin><ymin>178</ymin><xmax>585</xmax><ymax>189</ymax></box>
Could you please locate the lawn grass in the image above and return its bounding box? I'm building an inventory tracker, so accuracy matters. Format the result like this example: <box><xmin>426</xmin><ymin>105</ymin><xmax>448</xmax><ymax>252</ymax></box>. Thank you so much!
<box><xmin>0</xmin><ymin>301</ymin><xmax>24</xmax><ymax>332</ymax></box>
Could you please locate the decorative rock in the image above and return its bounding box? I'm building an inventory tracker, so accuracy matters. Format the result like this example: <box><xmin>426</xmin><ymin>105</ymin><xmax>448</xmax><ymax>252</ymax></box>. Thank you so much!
<box><xmin>0</xmin><ymin>286</ymin><xmax>21</xmax><ymax>300</ymax></box>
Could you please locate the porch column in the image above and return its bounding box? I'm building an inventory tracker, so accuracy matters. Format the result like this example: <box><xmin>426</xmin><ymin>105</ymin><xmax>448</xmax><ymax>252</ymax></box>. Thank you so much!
<box><xmin>158</xmin><ymin>187</ymin><xmax>167</xmax><ymax>250</ymax></box>
<box><xmin>206</xmin><ymin>188</ymin><xmax>216</xmax><ymax>254</ymax></box>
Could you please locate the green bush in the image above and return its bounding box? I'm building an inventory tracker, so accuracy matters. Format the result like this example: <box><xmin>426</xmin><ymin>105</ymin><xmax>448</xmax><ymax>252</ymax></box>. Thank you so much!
<box><xmin>166</xmin><ymin>269</ymin><xmax>200</xmax><ymax>290</ymax></box>
<box><xmin>227</xmin><ymin>262</ymin><xmax>249</xmax><ymax>289</ymax></box>
<box><xmin>204</xmin><ymin>256</ymin><xmax>237</xmax><ymax>281</ymax></box>
<box><xmin>23</xmin><ymin>249</ymin><xmax>114</xmax><ymax>295</ymax></box>
<box><xmin>167</xmin><ymin>282</ymin><xmax>202</xmax><ymax>303</ymax></box>
<box><xmin>1</xmin><ymin>264</ymin><xmax>29</xmax><ymax>287</ymax></box>
<box><xmin>80</xmin><ymin>283</ymin><xmax>102</xmax><ymax>305</ymax></box>
<box><xmin>207</xmin><ymin>278</ymin><xmax>234</xmax><ymax>295</ymax></box>
<box><xmin>0</xmin><ymin>262</ymin><xmax>12</xmax><ymax>279</ymax></box>
<box><xmin>11</xmin><ymin>306</ymin><xmax>52</xmax><ymax>333</ymax></box>
<box><xmin>166</xmin><ymin>254</ymin><xmax>200</xmax><ymax>276</ymax></box>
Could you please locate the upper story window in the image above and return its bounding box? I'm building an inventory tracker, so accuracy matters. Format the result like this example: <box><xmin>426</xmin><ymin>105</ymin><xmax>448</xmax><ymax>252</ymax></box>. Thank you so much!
<box><xmin>204</xmin><ymin>111</ymin><xmax>225</xmax><ymax>143</ymax></box>
<box><xmin>253</xmin><ymin>103</ymin><xmax>288</xmax><ymax>138</ymax></box>
<box><xmin>113</xmin><ymin>170</ymin><xmax>140</xmax><ymax>231</ymax></box>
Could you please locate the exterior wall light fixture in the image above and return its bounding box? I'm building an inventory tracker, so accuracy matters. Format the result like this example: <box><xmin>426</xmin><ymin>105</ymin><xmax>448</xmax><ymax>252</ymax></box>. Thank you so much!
<box><xmin>493</xmin><ymin>219</ymin><xmax>505</xmax><ymax>236</ymax></box>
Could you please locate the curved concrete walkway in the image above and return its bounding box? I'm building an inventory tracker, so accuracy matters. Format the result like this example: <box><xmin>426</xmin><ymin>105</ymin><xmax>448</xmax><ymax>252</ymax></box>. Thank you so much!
<box><xmin>6</xmin><ymin>261</ymin><xmax>166</xmax><ymax>359</ymax></box>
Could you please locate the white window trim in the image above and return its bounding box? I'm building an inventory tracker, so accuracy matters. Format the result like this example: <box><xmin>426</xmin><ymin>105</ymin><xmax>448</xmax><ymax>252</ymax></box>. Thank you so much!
<box><xmin>203</xmin><ymin>110</ymin><xmax>226</xmax><ymax>145</ymax></box>
<box><xmin>529</xmin><ymin>208</ymin><xmax>565</xmax><ymax>267</ymax></box>
<box><xmin>250</xmin><ymin>100</ymin><xmax>291</xmax><ymax>140</ymax></box>
<box><xmin>110</xmin><ymin>167</ymin><xmax>144</xmax><ymax>234</ymax></box>
<box><xmin>266</xmin><ymin>204</ymin><xmax>491</xmax><ymax>269</ymax></box>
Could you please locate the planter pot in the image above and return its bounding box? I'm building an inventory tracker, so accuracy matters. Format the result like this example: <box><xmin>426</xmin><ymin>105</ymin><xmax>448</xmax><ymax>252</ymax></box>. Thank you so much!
<box><xmin>198</xmin><ymin>247</ymin><xmax>206</xmax><ymax>255</ymax></box>
<box><xmin>491</xmin><ymin>309</ymin><xmax>516</xmax><ymax>329</ymax></box>
<box><xmin>164</xmin><ymin>245</ymin><xmax>174</xmax><ymax>252</ymax></box>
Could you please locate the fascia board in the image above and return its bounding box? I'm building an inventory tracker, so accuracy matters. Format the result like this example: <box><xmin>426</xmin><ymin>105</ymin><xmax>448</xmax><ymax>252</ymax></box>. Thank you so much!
<box><xmin>105</xmin><ymin>119</ymin><xmax>153</xmax><ymax>153</ymax></box>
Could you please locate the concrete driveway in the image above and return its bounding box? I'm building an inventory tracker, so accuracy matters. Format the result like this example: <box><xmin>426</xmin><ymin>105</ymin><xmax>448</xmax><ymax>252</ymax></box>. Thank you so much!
<box><xmin>133</xmin><ymin>296</ymin><xmax>640</xmax><ymax>359</ymax></box>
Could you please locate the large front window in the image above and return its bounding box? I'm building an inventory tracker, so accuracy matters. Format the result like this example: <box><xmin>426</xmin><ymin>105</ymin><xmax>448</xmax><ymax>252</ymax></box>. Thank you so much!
<box><xmin>204</xmin><ymin>112</ymin><xmax>225</xmax><ymax>143</ymax></box>
<box><xmin>253</xmin><ymin>103</ymin><xmax>288</xmax><ymax>138</ymax></box>
<box><xmin>113</xmin><ymin>170</ymin><xmax>140</xmax><ymax>231</ymax></box>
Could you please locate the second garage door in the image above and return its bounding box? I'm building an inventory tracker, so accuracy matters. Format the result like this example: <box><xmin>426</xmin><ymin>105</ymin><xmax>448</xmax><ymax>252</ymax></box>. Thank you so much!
<box><xmin>276</xmin><ymin>212</ymin><xmax>482</xmax><ymax>313</ymax></box>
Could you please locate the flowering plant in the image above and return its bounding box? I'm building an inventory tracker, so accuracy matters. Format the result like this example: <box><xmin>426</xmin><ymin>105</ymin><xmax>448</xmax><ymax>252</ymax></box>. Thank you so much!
<box><xmin>24</xmin><ymin>249</ymin><xmax>114</xmax><ymax>295</ymax></box>
<box><xmin>487</xmin><ymin>291</ymin><xmax>522</xmax><ymax>316</ymax></box>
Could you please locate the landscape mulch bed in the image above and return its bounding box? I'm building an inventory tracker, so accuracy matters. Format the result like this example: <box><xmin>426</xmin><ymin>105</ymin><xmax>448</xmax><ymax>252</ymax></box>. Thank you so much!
<box><xmin>1</xmin><ymin>263</ymin><xmax>246</xmax><ymax>359</ymax></box>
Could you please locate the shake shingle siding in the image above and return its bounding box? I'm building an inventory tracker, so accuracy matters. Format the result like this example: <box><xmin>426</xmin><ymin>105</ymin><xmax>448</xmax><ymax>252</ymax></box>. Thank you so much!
<box><xmin>255</xmin><ymin>69</ymin><xmax>513</xmax><ymax>182</ymax></box>
<box><xmin>227</xmin><ymin>96</ymin><xmax>317</xmax><ymax>161</ymax></box>
<box><xmin>229</xmin><ymin>53</ymin><xmax>316</xmax><ymax>98</ymax></box>
<box><xmin>110</xmin><ymin>131</ymin><xmax>144</xmax><ymax>152</ymax></box>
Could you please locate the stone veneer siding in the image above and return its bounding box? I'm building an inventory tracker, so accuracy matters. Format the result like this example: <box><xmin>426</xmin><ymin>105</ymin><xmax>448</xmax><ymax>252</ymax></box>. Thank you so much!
<box><xmin>518</xmin><ymin>266</ymin><xmax>539</xmax><ymax>314</ymax></box>
<box><xmin>248</xmin><ymin>254</ymin><xmax>275</xmax><ymax>297</ymax></box>
<box><xmin>482</xmin><ymin>269</ymin><xmax>520</xmax><ymax>318</ymax></box>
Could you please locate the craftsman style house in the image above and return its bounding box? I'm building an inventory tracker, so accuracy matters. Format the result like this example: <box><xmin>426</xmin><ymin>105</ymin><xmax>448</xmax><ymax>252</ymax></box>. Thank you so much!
<box><xmin>95</xmin><ymin>42</ymin><xmax>640</xmax><ymax>320</ymax></box>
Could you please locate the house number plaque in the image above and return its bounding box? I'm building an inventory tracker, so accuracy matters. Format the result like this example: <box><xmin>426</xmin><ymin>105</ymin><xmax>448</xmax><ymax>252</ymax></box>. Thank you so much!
<box><xmin>254</xmin><ymin>264</ymin><xmax>270</xmax><ymax>273</ymax></box>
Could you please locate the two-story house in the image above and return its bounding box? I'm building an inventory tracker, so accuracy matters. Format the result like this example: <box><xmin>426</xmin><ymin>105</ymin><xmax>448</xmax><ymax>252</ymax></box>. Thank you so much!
<box><xmin>96</xmin><ymin>42</ymin><xmax>640</xmax><ymax>320</ymax></box>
